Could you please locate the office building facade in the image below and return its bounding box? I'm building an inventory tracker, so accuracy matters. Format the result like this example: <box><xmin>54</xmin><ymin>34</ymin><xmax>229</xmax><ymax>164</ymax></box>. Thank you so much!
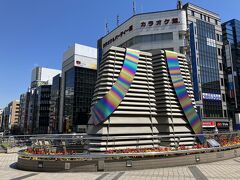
<box><xmin>27</xmin><ymin>67</ymin><xmax>61</xmax><ymax>134</ymax></box>
<box><xmin>0</xmin><ymin>109</ymin><xmax>3</xmax><ymax>131</ymax></box>
<box><xmin>19</xmin><ymin>92</ymin><xmax>30</xmax><ymax>134</ymax></box>
<box><xmin>49</xmin><ymin>74</ymin><xmax>61</xmax><ymax>133</ymax></box>
<box><xmin>5</xmin><ymin>100</ymin><xmax>20</xmax><ymax>134</ymax></box>
<box><xmin>182</xmin><ymin>3</ymin><xmax>228</xmax><ymax>132</ymax></box>
<box><xmin>59</xmin><ymin>44</ymin><xmax>97</xmax><ymax>133</ymax></box>
<box><xmin>97</xmin><ymin>2</ymin><xmax>229</xmax><ymax>132</ymax></box>
<box><xmin>222</xmin><ymin>19</ymin><xmax>240</xmax><ymax>129</ymax></box>
<box><xmin>31</xmin><ymin>67</ymin><xmax>61</xmax><ymax>88</ymax></box>
<box><xmin>32</xmin><ymin>85</ymin><xmax>52</xmax><ymax>134</ymax></box>
<box><xmin>98</xmin><ymin>8</ymin><xmax>188</xmax><ymax>64</ymax></box>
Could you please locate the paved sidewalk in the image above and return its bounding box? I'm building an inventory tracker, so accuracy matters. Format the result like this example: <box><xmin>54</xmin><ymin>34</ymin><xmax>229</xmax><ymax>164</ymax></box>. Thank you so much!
<box><xmin>1</xmin><ymin>153</ymin><xmax>240</xmax><ymax>180</ymax></box>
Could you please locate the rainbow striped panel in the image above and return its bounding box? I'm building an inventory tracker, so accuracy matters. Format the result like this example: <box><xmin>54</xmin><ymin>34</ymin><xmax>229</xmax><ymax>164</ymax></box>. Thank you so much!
<box><xmin>91</xmin><ymin>48</ymin><xmax>140</xmax><ymax>125</ymax></box>
<box><xmin>165</xmin><ymin>50</ymin><xmax>204</xmax><ymax>143</ymax></box>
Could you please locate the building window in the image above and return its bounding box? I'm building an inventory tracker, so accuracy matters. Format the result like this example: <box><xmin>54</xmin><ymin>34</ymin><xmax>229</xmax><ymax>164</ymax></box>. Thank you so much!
<box><xmin>219</xmin><ymin>63</ymin><xmax>223</xmax><ymax>71</ymax></box>
<box><xmin>216</xmin><ymin>34</ymin><xmax>220</xmax><ymax>41</ymax></box>
<box><xmin>221</xmin><ymin>78</ymin><xmax>224</xmax><ymax>86</ymax></box>
<box><xmin>191</xmin><ymin>10</ymin><xmax>195</xmax><ymax>16</ymax></box>
<box><xmin>204</xmin><ymin>15</ymin><xmax>206</xmax><ymax>21</ymax></box>
<box><xmin>224</xmin><ymin>110</ymin><xmax>227</xmax><ymax>117</ymax></box>
<box><xmin>208</xmin><ymin>17</ymin><xmax>210</xmax><ymax>22</ymax></box>
<box><xmin>222</xmin><ymin>94</ymin><xmax>226</xmax><ymax>102</ymax></box>
<box><xmin>218</xmin><ymin>48</ymin><xmax>222</xmax><ymax>56</ymax></box>
<box><xmin>215</xmin><ymin>19</ymin><xmax>218</xmax><ymax>25</ymax></box>
<box><xmin>200</xmin><ymin>14</ymin><xmax>203</xmax><ymax>20</ymax></box>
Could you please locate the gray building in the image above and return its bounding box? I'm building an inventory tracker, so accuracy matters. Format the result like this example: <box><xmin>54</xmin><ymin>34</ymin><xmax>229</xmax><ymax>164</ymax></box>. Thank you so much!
<box><xmin>0</xmin><ymin>109</ymin><xmax>3</xmax><ymax>131</ymax></box>
<box><xmin>98</xmin><ymin>8</ymin><xmax>188</xmax><ymax>63</ymax></box>
<box><xmin>183</xmin><ymin>3</ymin><xmax>228</xmax><ymax>132</ymax></box>
<box><xmin>97</xmin><ymin>2</ymin><xmax>229</xmax><ymax>132</ymax></box>
<box><xmin>27</xmin><ymin>67</ymin><xmax>61</xmax><ymax>134</ymax></box>
<box><xmin>59</xmin><ymin>44</ymin><xmax>97</xmax><ymax>133</ymax></box>
<box><xmin>31</xmin><ymin>67</ymin><xmax>61</xmax><ymax>88</ymax></box>
<box><xmin>32</xmin><ymin>85</ymin><xmax>52</xmax><ymax>134</ymax></box>
<box><xmin>19</xmin><ymin>91</ymin><xmax>30</xmax><ymax>134</ymax></box>
<box><xmin>49</xmin><ymin>74</ymin><xmax>61</xmax><ymax>133</ymax></box>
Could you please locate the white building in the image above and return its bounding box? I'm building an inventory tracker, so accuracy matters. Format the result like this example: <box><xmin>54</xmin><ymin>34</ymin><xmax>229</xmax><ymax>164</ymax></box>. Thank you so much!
<box><xmin>58</xmin><ymin>43</ymin><xmax>97</xmax><ymax>133</ymax></box>
<box><xmin>31</xmin><ymin>67</ymin><xmax>61</xmax><ymax>88</ymax></box>
<box><xmin>98</xmin><ymin>8</ymin><xmax>187</xmax><ymax>64</ymax></box>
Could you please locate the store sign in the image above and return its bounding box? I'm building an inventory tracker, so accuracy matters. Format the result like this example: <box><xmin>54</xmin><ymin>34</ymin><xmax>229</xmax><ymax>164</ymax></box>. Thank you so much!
<box><xmin>216</xmin><ymin>122</ymin><xmax>229</xmax><ymax>128</ymax></box>
<box><xmin>140</xmin><ymin>18</ymin><xmax>180</xmax><ymax>28</ymax></box>
<box><xmin>103</xmin><ymin>25</ymin><xmax>133</xmax><ymax>48</ymax></box>
<box><xmin>202</xmin><ymin>121</ymin><xmax>216</xmax><ymax>127</ymax></box>
<box><xmin>202</xmin><ymin>93</ymin><xmax>221</xmax><ymax>101</ymax></box>
<box><xmin>74</xmin><ymin>58</ymin><xmax>97</xmax><ymax>70</ymax></box>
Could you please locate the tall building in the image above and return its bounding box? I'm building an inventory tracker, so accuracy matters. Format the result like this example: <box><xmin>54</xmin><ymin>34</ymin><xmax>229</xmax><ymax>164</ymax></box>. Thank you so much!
<box><xmin>32</xmin><ymin>85</ymin><xmax>52</xmax><ymax>134</ymax></box>
<box><xmin>222</xmin><ymin>19</ymin><xmax>240</xmax><ymax>130</ymax></box>
<box><xmin>49</xmin><ymin>74</ymin><xmax>61</xmax><ymax>133</ymax></box>
<box><xmin>27</xmin><ymin>67</ymin><xmax>61</xmax><ymax>134</ymax></box>
<box><xmin>97</xmin><ymin>2</ymin><xmax>229</xmax><ymax>132</ymax></box>
<box><xmin>59</xmin><ymin>44</ymin><xmax>97</xmax><ymax>133</ymax></box>
<box><xmin>0</xmin><ymin>109</ymin><xmax>3</xmax><ymax>131</ymax></box>
<box><xmin>182</xmin><ymin>3</ymin><xmax>228</xmax><ymax>132</ymax></box>
<box><xmin>19</xmin><ymin>92</ymin><xmax>30</xmax><ymax>134</ymax></box>
<box><xmin>31</xmin><ymin>67</ymin><xmax>61</xmax><ymax>88</ymax></box>
<box><xmin>7</xmin><ymin>100</ymin><xmax>20</xmax><ymax>134</ymax></box>
<box><xmin>1</xmin><ymin>107</ymin><xmax>9</xmax><ymax>132</ymax></box>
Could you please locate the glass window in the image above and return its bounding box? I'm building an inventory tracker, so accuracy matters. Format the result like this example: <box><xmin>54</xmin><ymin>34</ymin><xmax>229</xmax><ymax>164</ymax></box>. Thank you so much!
<box><xmin>222</xmin><ymin>94</ymin><xmax>226</xmax><ymax>102</ymax></box>
<box><xmin>191</xmin><ymin>10</ymin><xmax>195</xmax><ymax>16</ymax></box>
<box><xmin>221</xmin><ymin>78</ymin><xmax>224</xmax><ymax>86</ymax></box>
<box><xmin>224</xmin><ymin>110</ymin><xmax>227</xmax><ymax>117</ymax></box>
<box><xmin>218</xmin><ymin>48</ymin><xmax>221</xmax><ymax>56</ymax></box>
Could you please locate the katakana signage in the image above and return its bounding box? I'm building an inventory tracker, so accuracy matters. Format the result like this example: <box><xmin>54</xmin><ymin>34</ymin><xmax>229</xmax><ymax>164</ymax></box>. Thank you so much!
<box><xmin>140</xmin><ymin>18</ymin><xmax>180</xmax><ymax>28</ymax></box>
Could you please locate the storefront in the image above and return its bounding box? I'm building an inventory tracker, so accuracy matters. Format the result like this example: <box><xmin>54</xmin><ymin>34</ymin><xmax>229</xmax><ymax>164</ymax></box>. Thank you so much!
<box><xmin>216</xmin><ymin>122</ymin><xmax>229</xmax><ymax>132</ymax></box>
<box><xmin>202</xmin><ymin>121</ymin><xmax>216</xmax><ymax>133</ymax></box>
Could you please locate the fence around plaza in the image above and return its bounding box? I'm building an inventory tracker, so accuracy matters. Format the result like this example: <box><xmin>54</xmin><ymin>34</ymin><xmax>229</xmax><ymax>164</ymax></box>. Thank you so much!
<box><xmin>1</xmin><ymin>132</ymin><xmax>239</xmax><ymax>171</ymax></box>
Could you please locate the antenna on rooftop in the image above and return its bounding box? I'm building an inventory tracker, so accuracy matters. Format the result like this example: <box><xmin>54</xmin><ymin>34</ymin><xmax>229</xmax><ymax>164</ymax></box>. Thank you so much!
<box><xmin>105</xmin><ymin>19</ymin><xmax>109</xmax><ymax>34</ymax></box>
<box><xmin>133</xmin><ymin>1</ymin><xmax>136</xmax><ymax>15</ymax></box>
<box><xmin>116</xmin><ymin>15</ymin><xmax>119</xmax><ymax>27</ymax></box>
<box><xmin>177</xmin><ymin>0</ymin><xmax>183</xmax><ymax>9</ymax></box>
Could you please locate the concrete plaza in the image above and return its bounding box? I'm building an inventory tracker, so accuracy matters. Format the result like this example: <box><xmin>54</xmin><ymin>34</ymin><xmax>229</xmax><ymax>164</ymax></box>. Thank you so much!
<box><xmin>1</xmin><ymin>153</ymin><xmax>240</xmax><ymax>180</ymax></box>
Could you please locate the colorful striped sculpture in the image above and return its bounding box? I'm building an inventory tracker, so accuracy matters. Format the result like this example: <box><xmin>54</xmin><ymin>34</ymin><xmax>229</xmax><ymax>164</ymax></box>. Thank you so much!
<box><xmin>90</xmin><ymin>48</ymin><xmax>140</xmax><ymax>125</ymax></box>
<box><xmin>165</xmin><ymin>50</ymin><xmax>204</xmax><ymax>143</ymax></box>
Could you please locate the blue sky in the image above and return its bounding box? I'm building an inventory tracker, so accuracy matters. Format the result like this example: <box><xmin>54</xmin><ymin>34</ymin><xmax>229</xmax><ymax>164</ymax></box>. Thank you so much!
<box><xmin>0</xmin><ymin>0</ymin><xmax>240</xmax><ymax>108</ymax></box>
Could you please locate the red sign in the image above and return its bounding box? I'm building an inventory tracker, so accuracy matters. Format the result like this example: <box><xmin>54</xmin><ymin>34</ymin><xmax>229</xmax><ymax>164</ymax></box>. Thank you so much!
<box><xmin>202</xmin><ymin>121</ymin><xmax>215</xmax><ymax>127</ymax></box>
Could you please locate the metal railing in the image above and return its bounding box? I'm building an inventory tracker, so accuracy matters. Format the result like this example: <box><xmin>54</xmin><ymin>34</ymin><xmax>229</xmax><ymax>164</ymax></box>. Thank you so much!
<box><xmin>1</xmin><ymin>132</ymin><xmax>240</xmax><ymax>158</ymax></box>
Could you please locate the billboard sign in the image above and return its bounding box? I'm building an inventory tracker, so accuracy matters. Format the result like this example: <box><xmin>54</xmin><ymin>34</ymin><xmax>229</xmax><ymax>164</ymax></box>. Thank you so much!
<box><xmin>202</xmin><ymin>93</ymin><xmax>221</xmax><ymax>101</ymax></box>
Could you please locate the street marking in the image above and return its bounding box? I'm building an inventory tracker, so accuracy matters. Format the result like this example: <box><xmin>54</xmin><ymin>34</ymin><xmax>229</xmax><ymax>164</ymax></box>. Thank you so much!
<box><xmin>10</xmin><ymin>173</ymin><xmax>38</xmax><ymax>180</ymax></box>
<box><xmin>95</xmin><ymin>173</ymin><xmax>109</xmax><ymax>180</ymax></box>
<box><xmin>112</xmin><ymin>172</ymin><xmax>125</xmax><ymax>180</ymax></box>
<box><xmin>188</xmin><ymin>166</ymin><xmax>208</xmax><ymax>180</ymax></box>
